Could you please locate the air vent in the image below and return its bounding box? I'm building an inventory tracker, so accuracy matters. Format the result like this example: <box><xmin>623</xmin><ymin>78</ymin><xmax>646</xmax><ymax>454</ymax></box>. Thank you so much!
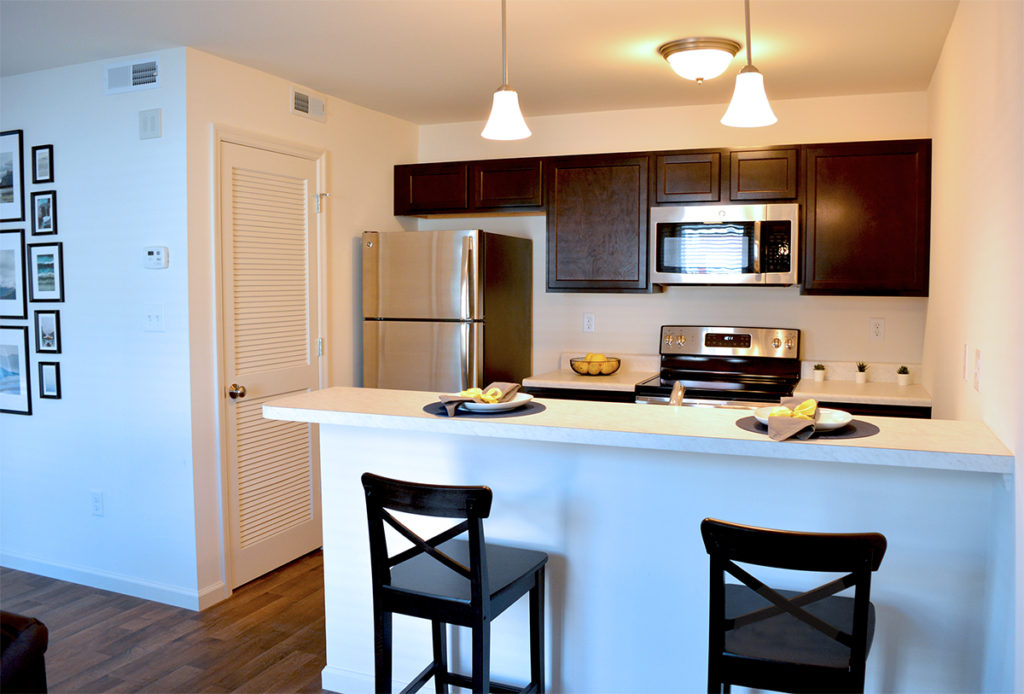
<box><xmin>105</xmin><ymin>58</ymin><xmax>160</xmax><ymax>94</ymax></box>
<box><xmin>290</xmin><ymin>87</ymin><xmax>326</xmax><ymax>122</ymax></box>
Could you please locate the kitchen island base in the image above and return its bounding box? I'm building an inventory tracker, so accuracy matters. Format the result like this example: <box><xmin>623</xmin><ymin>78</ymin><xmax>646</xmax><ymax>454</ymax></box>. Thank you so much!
<box><xmin>304</xmin><ymin>421</ymin><xmax>1012</xmax><ymax>694</ymax></box>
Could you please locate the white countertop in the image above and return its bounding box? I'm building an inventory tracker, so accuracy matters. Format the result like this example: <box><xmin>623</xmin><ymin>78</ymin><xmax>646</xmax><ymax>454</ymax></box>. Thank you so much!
<box><xmin>264</xmin><ymin>386</ymin><xmax>1011</xmax><ymax>474</ymax></box>
<box><xmin>794</xmin><ymin>379</ymin><xmax>932</xmax><ymax>406</ymax></box>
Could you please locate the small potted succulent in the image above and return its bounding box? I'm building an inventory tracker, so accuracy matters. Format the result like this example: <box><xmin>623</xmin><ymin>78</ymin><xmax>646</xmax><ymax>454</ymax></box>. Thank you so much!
<box><xmin>813</xmin><ymin>363</ymin><xmax>826</xmax><ymax>383</ymax></box>
<box><xmin>897</xmin><ymin>365</ymin><xmax>911</xmax><ymax>386</ymax></box>
<box><xmin>855</xmin><ymin>362</ymin><xmax>869</xmax><ymax>384</ymax></box>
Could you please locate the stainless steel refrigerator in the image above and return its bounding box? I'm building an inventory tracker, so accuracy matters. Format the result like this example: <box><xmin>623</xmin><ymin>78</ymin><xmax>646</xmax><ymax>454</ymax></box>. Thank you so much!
<box><xmin>362</xmin><ymin>229</ymin><xmax>532</xmax><ymax>392</ymax></box>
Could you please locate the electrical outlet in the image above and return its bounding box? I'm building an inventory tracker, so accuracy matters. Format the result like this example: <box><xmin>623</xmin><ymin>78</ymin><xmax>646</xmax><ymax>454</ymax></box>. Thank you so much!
<box><xmin>144</xmin><ymin>303</ymin><xmax>164</xmax><ymax>332</ymax></box>
<box><xmin>869</xmin><ymin>317</ymin><xmax>885</xmax><ymax>342</ymax></box>
<box><xmin>91</xmin><ymin>490</ymin><xmax>104</xmax><ymax>517</ymax></box>
<box><xmin>583</xmin><ymin>312</ymin><xmax>595</xmax><ymax>333</ymax></box>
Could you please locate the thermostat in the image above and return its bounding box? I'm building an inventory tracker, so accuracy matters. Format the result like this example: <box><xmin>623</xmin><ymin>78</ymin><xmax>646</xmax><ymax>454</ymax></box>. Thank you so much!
<box><xmin>144</xmin><ymin>246</ymin><xmax>169</xmax><ymax>269</ymax></box>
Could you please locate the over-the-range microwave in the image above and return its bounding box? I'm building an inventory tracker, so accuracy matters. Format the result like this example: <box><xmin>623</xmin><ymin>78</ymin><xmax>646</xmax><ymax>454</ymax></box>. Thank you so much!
<box><xmin>649</xmin><ymin>203</ymin><xmax>799</xmax><ymax>285</ymax></box>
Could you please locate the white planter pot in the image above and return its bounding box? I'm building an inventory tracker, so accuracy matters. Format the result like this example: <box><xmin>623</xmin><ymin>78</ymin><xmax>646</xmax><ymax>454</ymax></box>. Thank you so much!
<box><xmin>813</xmin><ymin>370</ymin><xmax>826</xmax><ymax>383</ymax></box>
<box><xmin>855</xmin><ymin>372</ymin><xmax>867</xmax><ymax>384</ymax></box>
<box><xmin>897</xmin><ymin>373</ymin><xmax>911</xmax><ymax>386</ymax></box>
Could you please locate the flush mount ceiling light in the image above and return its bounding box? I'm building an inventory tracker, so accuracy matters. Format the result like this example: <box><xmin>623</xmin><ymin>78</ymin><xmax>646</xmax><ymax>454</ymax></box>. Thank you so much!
<box><xmin>657</xmin><ymin>37</ymin><xmax>741</xmax><ymax>84</ymax></box>
<box><xmin>481</xmin><ymin>0</ymin><xmax>531</xmax><ymax>140</ymax></box>
<box><xmin>721</xmin><ymin>0</ymin><xmax>777</xmax><ymax>127</ymax></box>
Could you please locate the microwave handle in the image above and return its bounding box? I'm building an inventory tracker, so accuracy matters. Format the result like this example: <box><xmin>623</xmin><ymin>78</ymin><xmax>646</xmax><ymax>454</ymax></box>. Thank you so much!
<box><xmin>752</xmin><ymin>222</ymin><xmax>761</xmax><ymax>274</ymax></box>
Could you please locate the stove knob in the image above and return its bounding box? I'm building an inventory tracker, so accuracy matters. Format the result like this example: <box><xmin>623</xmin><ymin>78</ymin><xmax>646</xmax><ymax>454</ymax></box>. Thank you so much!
<box><xmin>675</xmin><ymin>335</ymin><xmax>686</xmax><ymax>346</ymax></box>
<box><xmin>663</xmin><ymin>334</ymin><xmax>674</xmax><ymax>346</ymax></box>
<box><xmin>785</xmin><ymin>339</ymin><xmax>795</xmax><ymax>350</ymax></box>
<box><xmin>771</xmin><ymin>337</ymin><xmax>782</xmax><ymax>349</ymax></box>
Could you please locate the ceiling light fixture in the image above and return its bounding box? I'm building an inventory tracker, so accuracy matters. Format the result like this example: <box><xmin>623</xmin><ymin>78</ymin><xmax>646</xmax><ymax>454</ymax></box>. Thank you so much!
<box><xmin>721</xmin><ymin>0</ymin><xmax>777</xmax><ymax>128</ymax></box>
<box><xmin>657</xmin><ymin>37</ymin><xmax>741</xmax><ymax>84</ymax></box>
<box><xmin>481</xmin><ymin>0</ymin><xmax>531</xmax><ymax>140</ymax></box>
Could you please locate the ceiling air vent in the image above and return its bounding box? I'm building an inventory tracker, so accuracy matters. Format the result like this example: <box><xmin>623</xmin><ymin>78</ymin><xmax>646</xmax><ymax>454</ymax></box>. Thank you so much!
<box><xmin>290</xmin><ymin>87</ymin><xmax>326</xmax><ymax>123</ymax></box>
<box><xmin>105</xmin><ymin>58</ymin><xmax>160</xmax><ymax>94</ymax></box>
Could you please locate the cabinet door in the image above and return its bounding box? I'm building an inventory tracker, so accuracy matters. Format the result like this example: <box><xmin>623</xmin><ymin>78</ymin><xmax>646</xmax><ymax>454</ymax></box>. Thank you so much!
<box><xmin>546</xmin><ymin>154</ymin><xmax>650</xmax><ymax>292</ymax></box>
<box><xmin>729</xmin><ymin>148</ymin><xmax>798</xmax><ymax>200</ymax></box>
<box><xmin>655</xmin><ymin>152</ymin><xmax>722</xmax><ymax>203</ymax></box>
<box><xmin>394</xmin><ymin>162</ymin><xmax>468</xmax><ymax>215</ymax></box>
<box><xmin>471</xmin><ymin>158</ymin><xmax>543</xmax><ymax>209</ymax></box>
<box><xmin>803</xmin><ymin>140</ymin><xmax>931</xmax><ymax>296</ymax></box>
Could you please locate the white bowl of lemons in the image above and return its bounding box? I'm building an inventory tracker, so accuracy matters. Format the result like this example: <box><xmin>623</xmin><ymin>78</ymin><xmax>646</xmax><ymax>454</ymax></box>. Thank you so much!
<box><xmin>570</xmin><ymin>353</ymin><xmax>621</xmax><ymax>376</ymax></box>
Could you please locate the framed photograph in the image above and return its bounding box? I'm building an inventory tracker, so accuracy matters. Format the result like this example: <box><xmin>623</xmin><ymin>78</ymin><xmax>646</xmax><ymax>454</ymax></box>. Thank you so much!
<box><xmin>30</xmin><ymin>190</ymin><xmax>57</xmax><ymax>235</ymax></box>
<box><xmin>0</xmin><ymin>229</ymin><xmax>27</xmax><ymax>319</ymax></box>
<box><xmin>38</xmin><ymin>361</ymin><xmax>60</xmax><ymax>399</ymax></box>
<box><xmin>31</xmin><ymin>144</ymin><xmax>53</xmax><ymax>184</ymax></box>
<box><xmin>27</xmin><ymin>242</ymin><xmax>64</xmax><ymax>302</ymax></box>
<box><xmin>0</xmin><ymin>325</ymin><xmax>31</xmax><ymax>415</ymax></box>
<box><xmin>1</xmin><ymin>130</ymin><xmax>25</xmax><ymax>222</ymax></box>
<box><xmin>34</xmin><ymin>310</ymin><xmax>61</xmax><ymax>353</ymax></box>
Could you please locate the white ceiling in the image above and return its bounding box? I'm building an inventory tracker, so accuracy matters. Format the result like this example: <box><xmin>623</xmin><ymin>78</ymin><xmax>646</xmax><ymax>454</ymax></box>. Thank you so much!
<box><xmin>0</xmin><ymin>0</ymin><xmax>959</xmax><ymax>125</ymax></box>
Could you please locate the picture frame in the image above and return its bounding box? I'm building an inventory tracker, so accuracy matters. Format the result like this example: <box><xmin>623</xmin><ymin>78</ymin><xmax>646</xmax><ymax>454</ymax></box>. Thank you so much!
<box><xmin>34</xmin><ymin>310</ymin><xmax>61</xmax><ymax>353</ymax></box>
<box><xmin>0</xmin><ymin>229</ymin><xmax>27</xmax><ymax>319</ymax></box>
<box><xmin>31</xmin><ymin>190</ymin><xmax>57</xmax><ymax>235</ymax></box>
<box><xmin>38</xmin><ymin>361</ymin><xmax>61</xmax><ymax>399</ymax></box>
<box><xmin>1</xmin><ymin>130</ymin><xmax>25</xmax><ymax>222</ymax></box>
<box><xmin>31</xmin><ymin>144</ymin><xmax>53</xmax><ymax>184</ymax></box>
<box><xmin>0</xmin><ymin>325</ymin><xmax>31</xmax><ymax>415</ymax></box>
<box><xmin>27</xmin><ymin>242</ymin><xmax>64</xmax><ymax>302</ymax></box>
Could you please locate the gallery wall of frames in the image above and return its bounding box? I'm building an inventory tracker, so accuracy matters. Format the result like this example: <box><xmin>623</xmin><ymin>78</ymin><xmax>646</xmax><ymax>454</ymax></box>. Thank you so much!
<box><xmin>2</xmin><ymin>129</ymin><xmax>63</xmax><ymax>415</ymax></box>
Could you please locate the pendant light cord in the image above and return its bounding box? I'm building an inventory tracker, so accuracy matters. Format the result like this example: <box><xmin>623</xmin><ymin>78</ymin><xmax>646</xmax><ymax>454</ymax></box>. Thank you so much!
<box><xmin>744</xmin><ymin>0</ymin><xmax>752</xmax><ymax>66</ymax></box>
<box><xmin>501</xmin><ymin>0</ymin><xmax>510</xmax><ymax>88</ymax></box>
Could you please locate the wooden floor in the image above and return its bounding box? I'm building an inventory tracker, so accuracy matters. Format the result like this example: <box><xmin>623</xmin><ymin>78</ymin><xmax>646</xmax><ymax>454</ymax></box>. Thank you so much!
<box><xmin>0</xmin><ymin>551</ymin><xmax>328</xmax><ymax>693</ymax></box>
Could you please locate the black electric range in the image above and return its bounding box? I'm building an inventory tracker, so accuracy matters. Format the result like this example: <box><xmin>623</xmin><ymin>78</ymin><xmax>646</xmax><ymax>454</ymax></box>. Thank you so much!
<box><xmin>634</xmin><ymin>325</ymin><xmax>801</xmax><ymax>407</ymax></box>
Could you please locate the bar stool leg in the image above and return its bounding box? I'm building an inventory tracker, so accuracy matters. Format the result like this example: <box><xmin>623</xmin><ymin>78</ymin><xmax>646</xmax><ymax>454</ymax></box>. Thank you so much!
<box><xmin>431</xmin><ymin>620</ymin><xmax>449</xmax><ymax>694</ymax></box>
<box><xmin>374</xmin><ymin>610</ymin><xmax>393</xmax><ymax>694</ymax></box>
<box><xmin>471</xmin><ymin>620</ymin><xmax>491</xmax><ymax>694</ymax></box>
<box><xmin>530</xmin><ymin>567</ymin><xmax>545</xmax><ymax>693</ymax></box>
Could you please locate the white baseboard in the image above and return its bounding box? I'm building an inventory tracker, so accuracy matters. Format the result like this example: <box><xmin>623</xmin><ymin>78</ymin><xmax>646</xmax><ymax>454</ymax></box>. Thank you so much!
<box><xmin>320</xmin><ymin>664</ymin><xmax>382</xmax><ymax>694</ymax></box>
<box><xmin>1</xmin><ymin>551</ymin><xmax>206</xmax><ymax>611</ymax></box>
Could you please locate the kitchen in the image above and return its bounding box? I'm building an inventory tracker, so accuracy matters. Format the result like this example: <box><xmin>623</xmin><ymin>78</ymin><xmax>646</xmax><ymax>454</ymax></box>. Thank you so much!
<box><xmin>1</xmin><ymin>1</ymin><xmax>1022</xmax><ymax>693</ymax></box>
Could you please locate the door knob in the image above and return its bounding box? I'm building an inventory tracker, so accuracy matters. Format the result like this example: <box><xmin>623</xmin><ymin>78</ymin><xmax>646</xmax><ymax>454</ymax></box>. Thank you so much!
<box><xmin>228</xmin><ymin>384</ymin><xmax>247</xmax><ymax>399</ymax></box>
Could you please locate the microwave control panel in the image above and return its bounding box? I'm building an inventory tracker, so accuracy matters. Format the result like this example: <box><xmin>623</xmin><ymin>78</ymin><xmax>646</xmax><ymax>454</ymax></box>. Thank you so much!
<box><xmin>761</xmin><ymin>221</ymin><xmax>792</xmax><ymax>273</ymax></box>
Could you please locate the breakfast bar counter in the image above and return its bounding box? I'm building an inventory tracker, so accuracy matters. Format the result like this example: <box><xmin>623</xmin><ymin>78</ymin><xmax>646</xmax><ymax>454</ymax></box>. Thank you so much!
<box><xmin>264</xmin><ymin>387</ymin><xmax>1015</xmax><ymax>694</ymax></box>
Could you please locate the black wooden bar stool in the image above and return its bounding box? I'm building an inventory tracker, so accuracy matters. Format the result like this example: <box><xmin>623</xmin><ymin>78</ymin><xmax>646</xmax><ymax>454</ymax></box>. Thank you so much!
<box><xmin>701</xmin><ymin>517</ymin><xmax>887</xmax><ymax>694</ymax></box>
<box><xmin>361</xmin><ymin>472</ymin><xmax>548</xmax><ymax>694</ymax></box>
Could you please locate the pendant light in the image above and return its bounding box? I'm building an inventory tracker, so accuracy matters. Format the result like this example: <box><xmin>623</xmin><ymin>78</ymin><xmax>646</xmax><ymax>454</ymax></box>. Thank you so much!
<box><xmin>481</xmin><ymin>0</ymin><xmax>531</xmax><ymax>140</ymax></box>
<box><xmin>721</xmin><ymin>0</ymin><xmax>777</xmax><ymax>128</ymax></box>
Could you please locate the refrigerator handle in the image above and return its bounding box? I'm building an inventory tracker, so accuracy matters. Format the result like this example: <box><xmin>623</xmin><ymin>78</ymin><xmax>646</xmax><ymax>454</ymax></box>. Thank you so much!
<box><xmin>460</xmin><ymin>235</ymin><xmax>475</xmax><ymax>320</ymax></box>
<box><xmin>460</xmin><ymin>322</ymin><xmax>472</xmax><ymax>391</ymax></box>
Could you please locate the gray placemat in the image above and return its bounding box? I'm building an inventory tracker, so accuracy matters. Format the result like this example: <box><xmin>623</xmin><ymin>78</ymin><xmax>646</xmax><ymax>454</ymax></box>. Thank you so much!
<box><xmin>735</xmin><ymin>416</ymin><xmax>880</xmax><ymax>440</ymax></box>
<box><xmin>423</xmin><ymin>401</ymin><xmax>547</xmax><ymax>418</ymax></box>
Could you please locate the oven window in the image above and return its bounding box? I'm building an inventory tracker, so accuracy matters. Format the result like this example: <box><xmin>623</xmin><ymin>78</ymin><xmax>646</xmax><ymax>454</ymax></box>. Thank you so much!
<box><xmin>656</xmin><ymin>222</ymin><xmax>755</xmax><ymax>274</ymax></box>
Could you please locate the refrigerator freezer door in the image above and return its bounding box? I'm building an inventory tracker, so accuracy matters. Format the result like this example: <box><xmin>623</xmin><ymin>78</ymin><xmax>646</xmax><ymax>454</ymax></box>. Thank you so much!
<box><xmin>363</xmin><ymin>229</ymin><xmax>481</xmax><ymax>320</ymax></box>
<box><xmin>363</xmin><ymin>320</ymin><xmax>482</xmax><ymax>392</ymax></box>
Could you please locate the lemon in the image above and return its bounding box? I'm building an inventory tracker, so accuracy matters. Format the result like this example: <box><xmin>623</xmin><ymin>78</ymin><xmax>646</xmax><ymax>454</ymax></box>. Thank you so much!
<box><xmin>572</xmin><ymin>361</ymin><xmax>588</xmax><ymax>374</ymax></box>
<box><xmin>600</xmin><ymin>361</ymin><xmax>617</xmax><ymax>374</ymax></box>
<box><xmin>585</xmin><ymin>352</ymin><xmax>606</xmax><ymax>362</ymax></box>
<box><xmin>588</xmin><ymin>362</ymin><xmax>602</xmax><ymax>375</ymax></box>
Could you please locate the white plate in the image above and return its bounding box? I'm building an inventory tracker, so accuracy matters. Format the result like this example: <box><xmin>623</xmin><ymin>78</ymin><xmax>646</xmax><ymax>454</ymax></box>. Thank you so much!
<box><xmin>461</xmin><ymin>392</ymin><xmax>534</xmax><ymax>413</ymax></box>
<box><xmin>753</xmin><ymin>406</ymin><xmax>852</xmax><ymax>431</ymax></box>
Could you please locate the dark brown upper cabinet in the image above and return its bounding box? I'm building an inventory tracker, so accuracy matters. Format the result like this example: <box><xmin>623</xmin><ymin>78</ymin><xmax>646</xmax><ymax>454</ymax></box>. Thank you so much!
<box><xmin>394</xmin><ymin>158</ymin><xmax>542</xmax><ymax>215</ymax></box>
<box><xmin>546</xmin><ymin>154</ymin><xmax>650</xmax><ymax>292</ymax></box>
<box><xmin>655</xmin><ymin>151</ymin><xmax>723</xmax><ymax>203</ymax></box>
<box><xmin>803</xmin><ymin>139</ymin><xmax>931</xmax><ymax>296</ymax></box>
<box><xmin>729</xmin><ymin>148</ymin><xmax>798</xmax><ymax>200</ymax></box>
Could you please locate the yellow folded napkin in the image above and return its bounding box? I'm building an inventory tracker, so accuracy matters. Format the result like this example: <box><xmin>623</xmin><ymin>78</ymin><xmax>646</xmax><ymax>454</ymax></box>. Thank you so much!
<box><xmin>438</xmin><ymin>382</ymin><xmax>521</xmax><ymax>416</ymax></box>
<box><xmin>767</xmin><ymin>397</ymin><xmax>819</xmax><ymax>441</ymax></box>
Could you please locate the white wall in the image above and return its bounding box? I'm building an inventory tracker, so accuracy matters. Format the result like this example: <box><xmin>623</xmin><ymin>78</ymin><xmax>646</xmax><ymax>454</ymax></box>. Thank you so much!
<box><xmin>417</xmin><ymin>92</ymin><xmax>930</xmax><ymax>373</ymax></box>
<box><xmin>0</xmin><ymin>49</ymin><xmax>201</xmax><ymax>606</ymax></box>
<box><xmin>925</xmin><ymin>1</ymin><xmax>1024</xmax><ymax>689</ymax></box>
<box><xmin>183</xmin><ymin>49</ymin><xmax>418</xmax><ymax>601</ymax></box>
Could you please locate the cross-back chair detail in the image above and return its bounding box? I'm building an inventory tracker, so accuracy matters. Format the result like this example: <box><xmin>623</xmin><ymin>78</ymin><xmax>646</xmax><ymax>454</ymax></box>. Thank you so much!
<box><xmin>701</xmin><ymin>517</ymin><xmax>887</xmax><ymax>694</ymax></box>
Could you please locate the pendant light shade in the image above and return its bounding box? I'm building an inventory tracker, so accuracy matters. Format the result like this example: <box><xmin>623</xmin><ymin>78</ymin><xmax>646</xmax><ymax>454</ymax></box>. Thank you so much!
<box><xmin>722</xmin><ymin>0</ymin><xmax>776</xmax><ymax>128</ymax></box>
<box><xmin>482</xmin><ymin>87</ymin><xmax>532</xmax><ymax>140</ymax></box>
<box><xmin>482</xmin><ymin>0</ymin><xmax>530</xmax><ymax>140</ymax></box>
<box><xmin>721</xmin><ymin>65</ymin><xmax>777</xmax><ymax>127</ymax></box>
<box><xmin>658</xmin><ymin>37</ymin><xmax>741</xmax><ymax>84</ymax></box>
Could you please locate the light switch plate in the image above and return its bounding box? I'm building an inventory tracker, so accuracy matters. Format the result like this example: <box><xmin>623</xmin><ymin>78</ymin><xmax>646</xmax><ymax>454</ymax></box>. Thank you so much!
<box><xmin>144</xmin><ymin>246</ymin><xmax>168</xmax><ymax>269</ymax></box>
<box><xmin>139</xmin><ymin>108</ymin><xmax>162</xmax><ymax>139</ymax></box>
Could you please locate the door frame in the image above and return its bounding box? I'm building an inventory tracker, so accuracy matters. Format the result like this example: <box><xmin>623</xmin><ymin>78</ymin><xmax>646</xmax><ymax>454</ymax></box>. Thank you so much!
<box><xmin>211</xmin><ymin>125</ymin><xmax>328</xmax><ymax>593</ymax></box>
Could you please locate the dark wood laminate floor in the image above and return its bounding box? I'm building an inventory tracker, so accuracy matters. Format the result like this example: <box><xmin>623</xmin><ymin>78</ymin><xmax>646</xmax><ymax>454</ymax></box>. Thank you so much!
<box><xmin>1</xmin><ymin>550</ymin><xmax>329</xmax><ymax>693</ymax></box>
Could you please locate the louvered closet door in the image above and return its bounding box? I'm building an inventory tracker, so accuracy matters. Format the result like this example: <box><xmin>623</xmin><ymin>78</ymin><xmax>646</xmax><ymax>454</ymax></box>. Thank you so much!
<box><xmin>220</xmin><ymin>142</ymin><xmax>322</xmax><ymax>589</ymax></box>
